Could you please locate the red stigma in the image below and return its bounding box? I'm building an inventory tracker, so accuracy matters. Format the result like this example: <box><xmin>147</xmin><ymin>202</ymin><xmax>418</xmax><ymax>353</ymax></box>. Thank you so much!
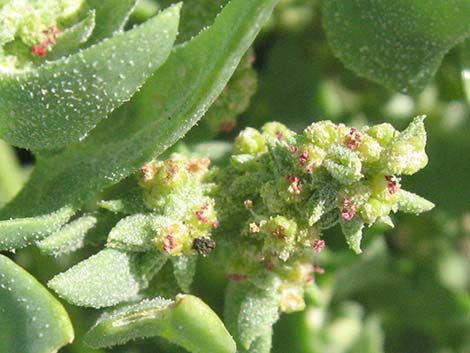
<box><xmin>385</xmin><ymin>176</ymin><xmax>398</xmax><ymax>194</ymax></box>
<box><xmin>344</xmin><ymin>128</ymin><xmax>363</xmax><ymax>150</ymax></box>
<box><xmin>299</xmin><ymin>150</ymin><xmax>309</xmax><ymax>166</ymax></box>
<box><xmin>313</xmin><ymin>239</ymin><xmax>325</xmax><ymax>253</ymax></box>
<box><xmin>341</xmin><ymin>197</ymin><xmax>356</xmax><ymax>220</ymax></box>
<box><xmin>276</xmin><ymin>131</ymin><xmax>283</xmax><ymax>141</ymax></box>
<box><xmin>162</xmin><ymin>235</ymin><xmax>177</xmax><ymax>253</ymax></box>
<box><xmin>32</xmin><ymin>43</ymin><xmax>47</xmax><ymax>57</ymax></box>
<box><xmin>288</xmin><ymin>145</ymin><xmax>298</xmax><ymax>152</ymax></box>
<box><xmin>286</xmin><ymin>174</ymin><xmax>302</xmax><ymax>194</ymax></box>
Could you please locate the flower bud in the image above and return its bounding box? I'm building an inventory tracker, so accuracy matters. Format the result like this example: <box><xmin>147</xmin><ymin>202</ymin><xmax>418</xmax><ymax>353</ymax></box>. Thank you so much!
<box><xmin>324</xmin><ymin>145</ymin><xmax>362</xmax><ymax>184</ymax></box>
<box><xmin>381</xmin><ymin>116</ymin><xmax>428</xmax><ymax>175</ymax></box>
<box><xmin>233</xmin><ymin>127</ymin><xmax>267</xmax><ymax>155</ymax></box>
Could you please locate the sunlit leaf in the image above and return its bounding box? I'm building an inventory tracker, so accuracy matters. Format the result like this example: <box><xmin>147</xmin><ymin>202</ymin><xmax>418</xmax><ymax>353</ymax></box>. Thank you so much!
<box><xmin>0</xmin><ymin>255</ymin><xmax>74</xmax><ymax>353</ymax></box>
<box><xmin>85</xmin><ymin>294</ymin><xmax>236</xmax><ymax>353</ymax></box>
<box><xmin>323</xmin><ymin>0</ymin><xmax>470</xmax><ymax>93</ymax></box>
<box><xmin>0</xmin><ymin>5</ymin><xmax>180</xmax><ymax>149</ymax></box>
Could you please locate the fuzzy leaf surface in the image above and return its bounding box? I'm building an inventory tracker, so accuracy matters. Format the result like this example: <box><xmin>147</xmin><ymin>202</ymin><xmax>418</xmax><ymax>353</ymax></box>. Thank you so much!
<box><xmin>0</xmin><ymin>5</ymin><xmax>180</xmax><ymax>149</ymax></box>
<box><xmin>323</xmin><ymin>0</ymin><xmax>470</xmax><ymax>93</ymax></box>
<box><xmin>0</xmin><ymin>255</ymin><xmax>74</xmax><ymax>353</ymax></box>
<box><xmin>48</xmin><ymin>249</ymin><xmax>142</xmax><ymax>308</ymax></box>
<box><xmin>47</xmin><ymin>10</ymin><xmax>96</xmax><ymax>61</ymax></box>
<box><xmin>86</xmin><ymin>0</ymin><xmax>138</xmax><ymax>45</ymax></box>
<box><xmin>0</xmin><ymin>206</ymin><xmax>75</xmax><ymax>251</ymax></box>
<box><xmin>36</xmin><ymin>214</ymin><xmax>97</xmax><ymax>256</ymax></box>
<box><xmin>1</xmin><ymin>0</ymin><xmax>280</xmax><ymax>218</ymax></box>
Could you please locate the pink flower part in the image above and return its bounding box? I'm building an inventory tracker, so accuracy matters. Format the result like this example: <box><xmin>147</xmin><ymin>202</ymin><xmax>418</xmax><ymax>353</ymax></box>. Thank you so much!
<box><xmin>276</xmin><ymin>130</ymin><xmax>283</xmax><ymax>141</ymax></box>
<box><xmin>341</xmin><ymin>197</ymin><xmax>356</xmax><ymax>220</ymax></box>
<box><xmin>286</xmin><ymin>174</ymin><xmax>302</xmax><ymax>194</ymax></box>
<box><xmin>196</xmin><ymin>203</ymin><xmax>210</xmax><ymax>224</ymax></box>
<box><xmin>313</xmin><ymin>262</ymin><xmax>325</xmax><ymax>274</ymax></box>
<box><xmin>162</xmin><ymin>235</ymin><xmax>177</xmax><ymax>253</ymax></box>
<box><xmin>385</xmin><ymin>175</ymin><xmax>399</xmax><ymax>194</ymax></box>
<box><xmin>228</xmin><ymin>273</ymin><xmax>247</xmax><ymax>282</ymax></box>
<box><xmin>211</xmin><ymin>220</ymin><xmax>220</xmax><ymax>229</ymax></box>
<box><xmin>299</xmin><ymin>150</ymin><xmax>309</xmax><ymax>166</ymax></box>
<box><xmin>344</xmin><ymin>128</ymin><xmax>363</xmax><ymax>150</ymax></box>
<box><xmin>313</xmin><ymin>239</ymin><xmax>325</xmax><ymax>253</ymax></box>
<box><xmin>288</xmin><ymin>145</ymin><xmax>298</xmax><ymax>153</ymax></box>
<box><xmin>32</xmin><ymin>43</ymin><xmax>47</xmax><ymax>57</ymax></box>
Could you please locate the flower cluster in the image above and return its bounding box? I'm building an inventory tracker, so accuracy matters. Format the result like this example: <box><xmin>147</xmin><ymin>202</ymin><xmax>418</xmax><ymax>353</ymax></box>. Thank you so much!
<box><xmin>137</xmin><ymin>154</ymin><xmax>218</xmax><ymax>257</ymax></box>
<box><xmin>0</xmin><ymin>0</ymin><xmax>83</xmax><ymax>70</ymax></box>
<box><xmin>211</xmin><ymin>117</ymin><xmax>433</xmax><ymax>310</ymax></box>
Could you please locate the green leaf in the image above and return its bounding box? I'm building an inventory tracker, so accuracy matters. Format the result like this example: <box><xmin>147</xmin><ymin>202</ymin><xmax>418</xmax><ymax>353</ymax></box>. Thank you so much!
<box><xmin>397</xmin><ymin>190</ymin><xmax>435</xmax><ymax>214</ymax></box>
<box><xmin>340</xmin><ymin>217</ymin><xmax>365</xmax><ymax>254</ymax></box>
<box><xmin>48</xmin><ymin>249</ymin><xmax>142</xmax><ymax>308</ymax></box>
<box><xmin>106</xmin><ymin>214</ymin><xmax>154</xmax><ymax>252</ymax></box>
<box><xmin>36</xmin><ymin>214</ymin><xmax>97</xmax><ymax>256</ymax></box>
<box><xmin>461</xmin><ymin>39</ymin><xmax>470</xmax><ymax>103</ymax></box>
<box><xmin>0</xmin><ymin>5</ymin><xmax>180</xmax><ymax>149</ymax></box>
<box><xmin>0</xmin><ymin>206</ymin><xmax>75</xmax><ymax>251</ymax></box>
<box><xmin>224</xmin><ymin>279</ymin><xmax>280</xmax><ymax>350</ymax></box>
<box><xmin>87</xmin><ymin>0</ymin><xmax>138</xmax><ymax>45</ymax></box>
<box><xmin>85</xmin><ymin>294</ymin><xmax>236</xmax><ymax>353</ymax></box>
<box><xmin>323</xmin><ymin>0</ymin><xmax>470</xmax><ymax>93</ymax></box>
<box><xmin>1</xmin><ymin>0</ymin><xmax>280</xmax><ymax>218</ymax></box>
<box><xmin>0</xmin><ymin>255</ymin><xmax>74</xmax><ymax>353</ymax></box>
<box><xmin>171</xmin><ymin>255</ymin><xmax>197</xmax><ymax>292</ymax></box>
<box><xmin>47</xmin><ymin>10</ymin><xmax>96</xmax><ymax>61</ymax></box>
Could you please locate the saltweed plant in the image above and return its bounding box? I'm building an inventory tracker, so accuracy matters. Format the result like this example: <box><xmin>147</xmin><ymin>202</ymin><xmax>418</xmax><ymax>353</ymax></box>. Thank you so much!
<box><xmin>0</xmin><ymin>1</ymin><xmax>469</xmax><ymax>353</ymax></box>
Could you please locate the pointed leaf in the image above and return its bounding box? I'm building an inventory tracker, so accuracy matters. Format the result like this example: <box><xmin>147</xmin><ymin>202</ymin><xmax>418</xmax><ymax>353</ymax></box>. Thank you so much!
<box><xmin>323</xmin><ymin>0</ymin><xmax>470</xmax><ymax>93</ymax></box>
<box><xmin>87</xmin><ymin>0</ymin><xmax>138</xmax><ymax>45</ymax></box>
<box><xmin>0</xmin><ymin>5</ymin><xmax>180</xmax><ymax>149</ymax></box>
<box><xmin>36</xmin><ymin>214</ymin><xmax>97</xmax><ymax>256</ymax></box>
<box><xmin>47</xmin><ymin>10</ymin><xmax>96</xmax><ymax>61</ymax></box>
<box><xmin>224</xmin><ymin>279</ymin><xmax>280</xmax><ymax>350</ymax></box>
<box><xmin>1</xmin><ymin>0</ymin><xmax>280</xmax><ymax>219</ymax></box>
<box><xmin>397</xmin><ymin>190</ymin><xmax>435</xmax><ymax>214</ymax></box>
<box><xmin>171</xmin><ymin>255</ymin><xmax>197</xmax><ymax>292</ymax></box>
<box><xmin>106</xmin><ymin>214</ymin><xmax>154</xmax><ymax>252</ymax></box>
<box><xmin>340</xmin><ymin>217</ymin><xmax>365</xmax><ymax>254</ymax></box>
<box><xmin>0</xmin><ymin>206</ymin><xmax>75</xmax><ymax>251</ymax></box>
<box><xmin>48</xmin><ymin>249</ymin><xmax>142</xmax><ymax>308</ymax></box>
<box><xmin>0</xmin><ymin>255</ymin><xmax>74</xmax><ymax>353</ymax></box>
<box><xmin>85</xmin><ymin>294</ymin><xmax>236</xmax><ymax>353</ymax></box>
